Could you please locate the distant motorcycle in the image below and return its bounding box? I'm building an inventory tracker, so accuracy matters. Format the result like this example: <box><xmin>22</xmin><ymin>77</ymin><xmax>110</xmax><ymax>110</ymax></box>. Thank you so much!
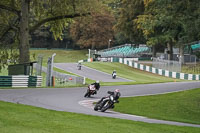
<box><xmin>112</xmin><ymin>72</ymin><xmax>116</xmax><ymax>79</ymax></box>
<box><xmin>77</xmin><ymin>63</ymin><xmax>81</xmax><ymax>70</ymax></box>
<box><xmin>84</xmin><ymin>85</ymin><xmax>97</xmax><ymax>97</ymax></box>
<box><xmin>94</xmin><ymin>91</ymin><xmax>120</xmax><ymax>112</ymax></box>
<box><xmin>112</xmin><ymin>70</ymin><xmax>117</xmax><ymax>79</ymax></box>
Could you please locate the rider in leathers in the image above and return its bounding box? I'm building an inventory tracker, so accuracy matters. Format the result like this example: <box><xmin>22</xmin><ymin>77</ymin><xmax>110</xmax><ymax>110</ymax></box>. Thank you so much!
<box><xmin>99</xmin><ymin>89</ymin><xmax>121</xmax><ymax>104</ymax></box>
<box><xmin>91</xmin><ymin>81</ymin><xmax>100</xmax><ymax>90</ymax></box>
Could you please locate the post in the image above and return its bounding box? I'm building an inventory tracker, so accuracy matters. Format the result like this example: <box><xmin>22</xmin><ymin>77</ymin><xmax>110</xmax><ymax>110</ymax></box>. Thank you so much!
<box><xmin>88</xmin><ymin>49</ymin><xmax>91</xmax><ymax>59</ymax></box>
<box><xmin>108</xmin><ymin>39</ymin><xmax>112</xmax><ymax>48</ymax></box>
<box><xmin>50</xmin><ymin>53</ymin><xmax>56</xmax><ymax>86</ymax></box>
<box><xmin>46</xmin><ymin>53</ymin><xmax>56</xmax><ymax>87</ymax></box>
<box><xmin>46</xmin><ymin>57</ymin><xmax>52</xmax><ymax>86</ymax></box>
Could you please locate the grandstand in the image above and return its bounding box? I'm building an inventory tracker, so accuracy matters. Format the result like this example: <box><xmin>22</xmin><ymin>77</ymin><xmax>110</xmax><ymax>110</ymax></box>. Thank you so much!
<box><xmin>98</xmin><ymin>44</ymin><xmax>151</xmax><ymax>58</ymax></box>
<box><xmin>191</xmin><ymin>43</ymin><xmax>200</xmax><ymax>51</ymax></box>
<box><xmin>183</xmin><ymin>41</ymin><xmax>200</xmax><ymax>53</ymax></box>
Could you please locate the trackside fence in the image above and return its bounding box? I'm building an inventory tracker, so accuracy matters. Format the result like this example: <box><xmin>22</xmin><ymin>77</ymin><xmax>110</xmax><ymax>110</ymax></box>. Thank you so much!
<box><xmin>41</xmin><ymin>66</ymin><xmax>85</xmax><ymax>85</ymax></box>
<box><xmin>152</xmin><ymin>57</ymin><xmax>181</xmax><ymax>73</ymax></box>
<box><xmin>110</xmin><ymin>57</ymin><xmax>200</xmax><ymax>80</ymax></box>
<box><xmin>0</xmin><ymin>75</ymin><xmax>42</xmax><ymax>87</ymax></box>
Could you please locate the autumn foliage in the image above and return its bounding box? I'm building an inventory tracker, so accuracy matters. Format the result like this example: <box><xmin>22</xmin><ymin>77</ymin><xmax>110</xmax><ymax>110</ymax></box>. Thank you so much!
<box><xmin>70</xmin><ymin>10</ymin><xmax>115</xmax><ymax>50</ymax></box>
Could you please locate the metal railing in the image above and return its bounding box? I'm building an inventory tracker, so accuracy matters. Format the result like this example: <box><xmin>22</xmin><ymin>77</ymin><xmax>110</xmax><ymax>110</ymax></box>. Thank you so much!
<box><xmin>40</xmin><ymin>66</ymin><xmax>84</xmax><ymax>85</ymax></box>
<box><xmin>152</xmin><ymin>57</ymin><xmax>182</xmax><ymax>72</ymax></box>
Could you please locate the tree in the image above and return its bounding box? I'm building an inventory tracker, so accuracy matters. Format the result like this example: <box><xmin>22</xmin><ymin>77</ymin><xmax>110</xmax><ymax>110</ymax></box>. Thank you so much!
<box><xmin>114</xmin><ymin>0</ymin><xmax>145</xmax><ymax>44</ymax></box>
<box><xmin>135</xmin><ymin>0</ymin><xmax>200</xmax><ymax>61</ymax></box>
<box><xmin>0</xmin><ymin>0</ymin><xmax>99</xmax><ymax>66</ymax></box>
<box><xmin>70</xmin><ymin>9</ymin><xmax>115</xmax><ymax>49</ymax></box>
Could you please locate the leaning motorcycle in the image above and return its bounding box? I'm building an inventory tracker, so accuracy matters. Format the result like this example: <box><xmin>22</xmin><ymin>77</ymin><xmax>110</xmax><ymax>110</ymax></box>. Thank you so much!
<box><xmin>94</xmin><ymin>94</ymin><xmax>119</xmax><ymax>112</ymax></box>
<box><xmin>84</xmin><ymin>85</ymin><xmax>97</xmax><ymax>97</ymax></box>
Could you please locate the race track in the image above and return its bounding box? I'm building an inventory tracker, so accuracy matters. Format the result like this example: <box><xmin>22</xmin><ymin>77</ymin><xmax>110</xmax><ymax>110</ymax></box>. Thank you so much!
<box><xmin>0</xmin><ymin>81</ymin><xmax>200</xmax><ymax>127</ymax></box>
<box><xmin>54</xmin><ymin>63</ymin><xmax>132</xmax><ymax>82</ymax></box>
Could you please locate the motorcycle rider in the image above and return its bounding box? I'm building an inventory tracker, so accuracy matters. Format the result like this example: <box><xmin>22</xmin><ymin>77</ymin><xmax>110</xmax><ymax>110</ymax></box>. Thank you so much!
<box><xmin>91</xmin><ymin>80</ymin><xmax>100</xmax><ymax>91</ymax></box>
<box><xmin>112</xmin><ymin>70</ymin><xmax>117</xmax><ymax>79</ymax></box>
<box><xmin>77</xmin><ymin>62</ymin><xmax>82</xmax><ymax>70</ymax></box>
<box><xmin>98</xmin><ymin>89</ymin><xmax>121</xmax><ymax>104</ymax></box>
<box><xmin>84</xmin><ymin>81</ymin><xmax>100</xmax><ymax>97</ymax></box>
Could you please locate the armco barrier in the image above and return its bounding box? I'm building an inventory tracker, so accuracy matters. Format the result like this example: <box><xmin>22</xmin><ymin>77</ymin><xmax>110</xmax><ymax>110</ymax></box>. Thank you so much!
<box><xmin>0</xmin><ymin>75</ymin><xmax>42</xmax><ymax>87</ymax></box>
<box><xmin>111</xmin><ymin>57</ymin><xmax>200</xmax><ymax>80</ymax></box>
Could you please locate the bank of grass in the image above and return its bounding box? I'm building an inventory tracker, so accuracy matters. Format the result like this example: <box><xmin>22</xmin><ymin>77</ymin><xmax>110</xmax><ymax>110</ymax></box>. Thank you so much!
<box><xmin>0</xmin><ymin>67</ymin><xmax>8</xmax><ymax>76</ymax></box>
<box><xmin>181</xmin><ymin>64</ymin><xmax>200</xmax><ymax>74</ymax></box>
<box><xmin>114</xmin><ymin>88</ymin><xmax>200</xmax><ymax>125</ymax></box>
<box><xmin>30</xmin><ymin>49</ymin><xmax>88</xmax><ymax>64</ymax></box>
<box><xmin>0</xmin><ymin>101</ymin><xmax>199</xmax><ymax>133</ymax></box>
<box><xmin>84</xmin><ymin>62</ymin><xmax>182</xmax><ymax>85</ymax></box>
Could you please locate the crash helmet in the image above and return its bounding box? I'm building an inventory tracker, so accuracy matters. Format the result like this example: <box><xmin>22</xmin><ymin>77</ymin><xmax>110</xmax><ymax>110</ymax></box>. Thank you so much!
<box><xmin>115</xmin><ymin>89</ymin><xmax>120</xmax><ymax>92</ymax></box>
<box><xmin>96</xmin><ymin>80</ymin><xmax>99</xmax><ymax>83</ymax></box>
<box><xmin>114</xmin><ymin>89</ymin><xmax>120</xmax><ymax>99</ymax></box>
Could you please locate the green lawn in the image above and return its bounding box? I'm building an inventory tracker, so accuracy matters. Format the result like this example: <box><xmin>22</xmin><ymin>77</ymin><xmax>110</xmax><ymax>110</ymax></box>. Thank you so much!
<box><xmin>84</xmin><ymin>62</ymin><xmax>182</xmax><ymax>86</ymax></box>
<box><xmin>114</xmin><ymin>88</ymin><xmax>200</xmax><ymax>125</ymax></box>
<box><xmin>0</xmin><ymin>67</ymin><xmax>8</xmax><ymax>76</ymax></box>
<box><xmin>0</xmin><ymin>101</ymin><xmax>199</xmax><ymax>133</ymax></box>
<box><xmin>1</xmin><ymin>49</ymin><xmax>87</xmax><ymax>75</ymax></box>
<box><xmin>30</xmin><ymin>49</ymin><xmax>88</xmax><ymax>65</ymax></box>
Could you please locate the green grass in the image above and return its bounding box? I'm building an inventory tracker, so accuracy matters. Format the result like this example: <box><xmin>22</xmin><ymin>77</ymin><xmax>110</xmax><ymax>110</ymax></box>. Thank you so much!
<box><xmin>181</xmin><ymin>64</ymin><xmax>200</xmax><ymax>74</ymax></box>
<box><xmin>30</xmin><ymin>49</ymin><xmax>88</xmax><ymax>64</ymax></box>
<box><xmin>0</xmin><ymin>67</ymin><xmax>8</xmax><ymax>76</ymax></box>
<box><xmin>114</xmin><ymin>88</ymin><xmax>200</xmax><ymax>125</ymax></box>
<box><xmin>0</xmin><ymin>50</ymin><xmax>87</xmax><ymax>75</ymax></box>
<box><xmin>0</xmin><ymin>101</ymin><xmax>200</xmax><ymax>133</ymax></box>
<box><xmin>84</xmin><ymin>62</ymin><xmax>182</xmax><ymax>86</ymax></box>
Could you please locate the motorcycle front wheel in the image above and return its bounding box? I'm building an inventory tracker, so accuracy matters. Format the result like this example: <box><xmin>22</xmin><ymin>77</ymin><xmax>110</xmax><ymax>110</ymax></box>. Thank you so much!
<box><xmin>84</xmin><ymin>91</ymin><xmax>90</xmax><ymax>97</ymax></box>
<box><xmin>94</xmin><ymin>104</ymin><xmax>98</xmax><ymax>111</ymax></box>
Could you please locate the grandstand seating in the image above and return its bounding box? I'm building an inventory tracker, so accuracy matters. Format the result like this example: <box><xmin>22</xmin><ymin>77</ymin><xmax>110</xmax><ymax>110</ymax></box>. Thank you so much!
<box><xmin>191</xmin><ymin>43</ymin><xmax>200</xmax><ymax>50</ymax></box>
<box><xmin>99</xmin><ymin>44</ymin><xmax>150</xmax><ymax>58</ymax></box>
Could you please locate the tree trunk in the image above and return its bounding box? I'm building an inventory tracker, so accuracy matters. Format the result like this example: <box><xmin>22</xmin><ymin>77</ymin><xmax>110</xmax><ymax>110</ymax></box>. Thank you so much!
<box><xmin>179</xmin><ymin>44</ymin><xmax>185</xmax><ymax>64</ymax></box>
<box><xmin>19</xmin><ymin>0</ymin><xmax>29</xmax><ymax>63</ymax></box>
<box><xmin>152</xmin><ymin>45</ymin><xmax>156</xmax><ymax>57</ymax></box>
<box><xmin>91</xmin><ymin>43</ymin><xmax>95</xmax><ymax>50</ymax></box>
<box><xmin>167</xmin><ymin>43</ymin><xmax>173</xmax><ymax>60</ymax></box>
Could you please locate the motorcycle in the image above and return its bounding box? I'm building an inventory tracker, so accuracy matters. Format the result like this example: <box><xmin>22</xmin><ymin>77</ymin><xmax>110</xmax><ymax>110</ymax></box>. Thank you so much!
<box><xmin>84</xmin><ymin>85</ymin><xmax>97</xmax><ymax>97</ymax></box>
<box><xmin>77</xmin><ymin>63</ymin><xmax>81</xmax><ymax>70</ymax></box>
<box><xmin>78</xmin><ymin>66</ymin><xmax>81</xmax><ymax>70</ymax></box>
<box><xmin>112</xmin><ymin>72</ymin><xmax>116</xmax><ymax>79</ymax></box>
<box><xmin>94</xmin><ymin>93</ymin><xmax>119</xmax><ymax>112</ymax></box>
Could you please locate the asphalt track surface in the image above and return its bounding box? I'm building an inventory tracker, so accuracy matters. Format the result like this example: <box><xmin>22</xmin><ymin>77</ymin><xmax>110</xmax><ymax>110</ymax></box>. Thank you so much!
<box><xmin>1</xmin><ymin>81</ymin><xmax>200</xmax><ymax>128</ymax></box>
<box><xmin>54</xmin><ymin>63</ymin><xmax>132</xmax><ymax>82</ymax></box>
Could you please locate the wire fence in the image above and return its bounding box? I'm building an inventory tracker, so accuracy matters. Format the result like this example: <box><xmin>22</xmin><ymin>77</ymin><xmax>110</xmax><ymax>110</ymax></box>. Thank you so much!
<box><xmin>42</xmin><ymin>66</ymin><xmax>84</xmax><ymax>85</ymax></box>
<box><xmin>35</xmin><ymin>55</ymin><xmax>43</xmax><ymax>76</ymax></box>
<box><xmin>33</xmin><ymin>64</ymin><xmax>84</xmax><ymax>86</ymax></box>
<box><xmin>152</xmin><ymin>57</ymin><xmax>182</xmax><ymax>72</ymax></box>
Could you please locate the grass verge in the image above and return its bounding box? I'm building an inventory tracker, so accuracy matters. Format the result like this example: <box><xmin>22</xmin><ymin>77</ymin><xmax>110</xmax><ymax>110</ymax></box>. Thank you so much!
<box><xmin>114</xmin><ymin>88</ymin><xmax>200</xmax><ymax>125</ymax></box>
<box><xmin>30</xmin><ymin>49</ymin><xmax>88</xmax><ymax>64</ymax></box>
<box><xmin>84</xmin><ymin>62</ymin><xmax>183</xmax><ymax>86</ymax></box>
<box><xmin>0</xmin><ymin>101</ymin><xmax>199</xmax><ymax>133</ymax></box>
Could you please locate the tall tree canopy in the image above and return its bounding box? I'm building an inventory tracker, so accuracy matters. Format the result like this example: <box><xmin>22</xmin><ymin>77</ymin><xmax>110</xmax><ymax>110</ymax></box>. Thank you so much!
<box><xmin>135</xmin><ymin>0</ymin><xmax>200</xmax><ymax>60</ymax></box>
<box><xmin>115</xmin><ymin>0</ymin><xmax>200</xmax><ymax>61</ymax></box>
<box><xmin>114</xmin><ymin>0</ymin><xmax>145</xmax><ymax>44</ymax></box>
<box><xmin>70</xmin><ymin>8</ymin><xmax>115</xmax><ymax>50</ymax></box>
<box><xmin>0</xmin><ymin>0</ymin><xmax>99</xmax><ymax>66</ymax></box>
